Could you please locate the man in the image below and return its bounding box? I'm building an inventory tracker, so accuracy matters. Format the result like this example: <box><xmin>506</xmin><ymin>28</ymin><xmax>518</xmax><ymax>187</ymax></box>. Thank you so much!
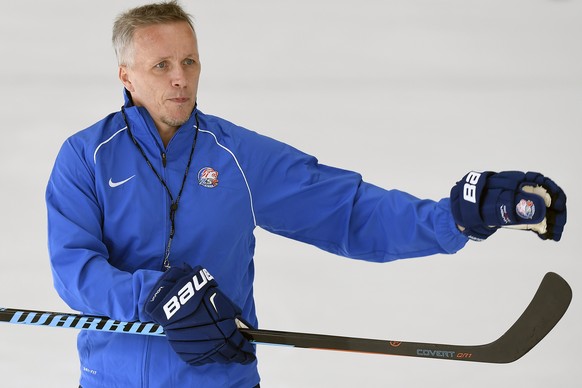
<box><xmin>45</xmin><ymin>1</ymin><xmax>566</xmax><ymax>387</ymax></box>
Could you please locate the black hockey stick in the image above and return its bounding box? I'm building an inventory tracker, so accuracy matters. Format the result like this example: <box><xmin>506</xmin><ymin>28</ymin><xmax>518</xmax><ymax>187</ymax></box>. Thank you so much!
<box><xmin>0</xmin><ymin>272</ymin><xmax>571</xmax><ymax>363</ymax></box>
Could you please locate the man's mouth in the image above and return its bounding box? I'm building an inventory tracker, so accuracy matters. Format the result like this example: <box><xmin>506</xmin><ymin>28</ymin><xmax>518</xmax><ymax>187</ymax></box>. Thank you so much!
<box><xmin>169</xmin><ymin>97</ymin><xmax>190</xmax><ymax>103</ymax></box>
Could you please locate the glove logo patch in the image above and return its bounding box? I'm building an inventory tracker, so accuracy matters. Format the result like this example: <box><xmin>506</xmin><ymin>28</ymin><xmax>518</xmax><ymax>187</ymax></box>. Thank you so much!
<box><xmin>516</xmin><ymin>199</ymin><xmax>536</xmax><ymax>220</ymax></box>
<box><xmin>163</xmin><ymin>268</ymin><xmax>215</xmax><ymax>320</ymax></box>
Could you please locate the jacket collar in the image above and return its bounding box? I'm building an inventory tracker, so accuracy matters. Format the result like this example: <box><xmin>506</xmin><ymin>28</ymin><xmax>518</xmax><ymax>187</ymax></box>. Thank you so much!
<box><xmin>121</xmin><ymin>88</ymin><xmax>199</xmax><ymax>150</ymax></box>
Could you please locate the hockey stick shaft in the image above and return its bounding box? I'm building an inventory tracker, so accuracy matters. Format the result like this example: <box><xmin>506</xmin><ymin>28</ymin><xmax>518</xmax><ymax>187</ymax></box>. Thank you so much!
<box><xmin>0</xmin><ymin>272</ymin><xmax>571</xmax><ymax>364</ymax></box>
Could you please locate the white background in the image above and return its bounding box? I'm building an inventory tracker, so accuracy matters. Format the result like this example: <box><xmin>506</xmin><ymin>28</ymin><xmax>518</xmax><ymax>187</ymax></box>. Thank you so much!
<box><xmin>0</xmin><ymin>1</ymin><xmax>580</xmax><ymax>387</ymax></box>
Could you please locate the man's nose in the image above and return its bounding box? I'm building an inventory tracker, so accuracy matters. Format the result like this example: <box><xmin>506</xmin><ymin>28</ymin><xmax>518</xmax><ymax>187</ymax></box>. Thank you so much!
<box><xmin>170</xmin><ymin>66</ymin><xmax>188</xmax><ymax>88</ymax></box>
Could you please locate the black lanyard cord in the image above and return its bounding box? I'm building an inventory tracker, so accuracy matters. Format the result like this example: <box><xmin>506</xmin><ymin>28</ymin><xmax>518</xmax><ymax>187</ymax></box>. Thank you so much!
<box><xmin>120</xmin><ymin>106</ymin><xmax>200</xmax><ymax>270</ymax></box>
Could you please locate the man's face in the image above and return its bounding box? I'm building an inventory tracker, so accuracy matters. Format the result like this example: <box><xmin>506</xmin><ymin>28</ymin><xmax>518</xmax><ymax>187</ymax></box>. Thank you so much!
<box><xmin>119</xmin><ymin>21</ymin><xmax>200</xmax><ymax>134</ymax></box>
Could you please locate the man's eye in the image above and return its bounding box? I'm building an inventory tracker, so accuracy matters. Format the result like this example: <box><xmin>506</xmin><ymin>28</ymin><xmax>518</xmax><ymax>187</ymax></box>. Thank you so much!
<box><xmin>183</xmin><ymin>58</ymin><xmax>195</xmax><ymax>65</ymax></box>
<box><xmin>155</xmin><ymin>62</ymin><xmax>167</xmax><ymax>69</ymax></box>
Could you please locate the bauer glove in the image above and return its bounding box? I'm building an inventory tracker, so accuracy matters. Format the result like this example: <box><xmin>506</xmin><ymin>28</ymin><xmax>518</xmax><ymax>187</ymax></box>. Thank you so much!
<box><xmin>145</xmin><ymin>264</ymin><xmax>256</xmax><ymax>366</ymax></box>
<box><xmin>450</xmin><ymin>171</ymin><xmax>566</xmax><ymax>241</ymax></box>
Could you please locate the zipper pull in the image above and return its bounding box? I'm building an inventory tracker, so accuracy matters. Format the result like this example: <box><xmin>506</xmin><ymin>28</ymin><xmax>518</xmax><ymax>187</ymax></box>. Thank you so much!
<box><xmin>162</xmin><ymin>152</ymin><xmax>167</xmax><ymax>167</ymax></box>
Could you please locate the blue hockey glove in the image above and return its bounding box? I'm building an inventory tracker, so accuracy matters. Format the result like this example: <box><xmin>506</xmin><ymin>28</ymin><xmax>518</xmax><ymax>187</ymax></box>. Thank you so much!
<box><xmin>450</xmin><ymin>171</ymin><xmax>566</xmax><ymax>242</ymax></box>
<box><xmin>144</xmin><ymin>264</ymin><xmax>256</xmax><ymax>366</ymax></box>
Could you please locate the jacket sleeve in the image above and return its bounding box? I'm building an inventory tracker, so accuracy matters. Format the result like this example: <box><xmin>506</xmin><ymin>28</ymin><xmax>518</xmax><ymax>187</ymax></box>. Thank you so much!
<box><xmin>241</xmin><ymin>129</ymin><xmax>468</xmax><ymax>262</ymax></box>
<box><xmin>46</xmin><ymin>138</ymin><xmax>162</xmax><ymax>322</ymax></box>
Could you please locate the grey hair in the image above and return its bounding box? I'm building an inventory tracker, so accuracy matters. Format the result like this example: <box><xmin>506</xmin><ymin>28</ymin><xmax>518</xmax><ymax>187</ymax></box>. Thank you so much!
<box><xmin>112</xmin><ymin>0</ymin><xmax>194</xmax><ymax>67</ymax></box>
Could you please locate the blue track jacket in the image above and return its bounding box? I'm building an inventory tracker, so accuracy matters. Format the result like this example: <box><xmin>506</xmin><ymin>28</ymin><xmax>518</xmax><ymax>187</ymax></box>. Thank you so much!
<box><xmin>46</xmin><ymin>91</ymin><xmax>468</xmax><ymax>387</ymax></box>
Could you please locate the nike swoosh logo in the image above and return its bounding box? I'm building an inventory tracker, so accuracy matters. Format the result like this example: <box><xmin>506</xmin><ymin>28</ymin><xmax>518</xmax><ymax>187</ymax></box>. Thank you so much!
<box><xmin>108</xmin><ymin>175</ymin><xmax>136</xmax><ymax>188</ymax></box>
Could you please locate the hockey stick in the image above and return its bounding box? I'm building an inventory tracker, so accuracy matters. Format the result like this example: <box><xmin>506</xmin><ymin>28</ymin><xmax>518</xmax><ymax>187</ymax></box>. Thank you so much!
<box><xmin>0</xmin><ymin>272</ymin><xmax>571</xmax><ymax>363</ymax></box>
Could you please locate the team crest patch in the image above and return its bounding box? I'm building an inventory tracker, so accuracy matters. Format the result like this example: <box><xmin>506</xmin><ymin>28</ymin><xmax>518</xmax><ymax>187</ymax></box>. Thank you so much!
<box><xmin>198</xmin><ymin>167</ymin><xmax>219</xmax><ymax>188</ymax></box>
<box><xmin>516</xmin><ymin>199</ymin><xmax>535</xmax><ymax>220</ymax></box>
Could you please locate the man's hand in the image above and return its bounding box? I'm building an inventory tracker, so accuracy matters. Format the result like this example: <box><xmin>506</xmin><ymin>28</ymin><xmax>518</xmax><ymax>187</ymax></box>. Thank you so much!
<box><xmin>450</xmin><ymin>171</ymin><xmax>567</xmax><ymax>241</ymax></box>
<box><xmin>145</xmin><ymin>264</ymin><xmax>256</xmax><ymax>366</ymax></box>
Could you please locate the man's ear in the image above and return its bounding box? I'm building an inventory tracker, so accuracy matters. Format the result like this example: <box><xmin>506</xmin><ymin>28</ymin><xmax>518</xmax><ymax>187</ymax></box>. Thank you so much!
<box><xmin>119</xmin><ymin>66</ymin><xmax>135</xmax><ymax>92</ymax></box>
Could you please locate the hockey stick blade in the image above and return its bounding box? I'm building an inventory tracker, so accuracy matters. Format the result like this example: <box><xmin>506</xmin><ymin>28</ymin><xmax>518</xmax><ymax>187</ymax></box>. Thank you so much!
<box><xmin>241</xmin><ymin>272</ymin><xmax>572</xmax><ymax>363</ymax></box>
<box><xmin>0</xmin><ymin>272</ymin><xmax>571</xmax><ymax>363</ymax></box>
